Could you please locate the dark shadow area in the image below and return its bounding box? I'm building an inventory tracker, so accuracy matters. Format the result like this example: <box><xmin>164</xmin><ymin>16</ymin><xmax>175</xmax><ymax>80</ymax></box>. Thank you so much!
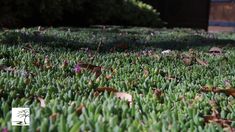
<box><xmin>0</xmin><ymin>0</ymin><xmax>162</xmax><ymax>28</ymax></box>
<box><xmin>0</xmin><ymin>29</ymin><xmax>235</xmax><ymax>53</ymax></box>
<box><xmin>142</xmin><ymin>0</ymin><xmax>210</xmax><ymax>30</ymax></box>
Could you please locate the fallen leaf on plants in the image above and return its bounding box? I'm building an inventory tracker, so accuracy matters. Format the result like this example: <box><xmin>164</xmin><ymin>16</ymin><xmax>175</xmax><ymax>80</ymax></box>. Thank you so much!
<box><xmin>95</xmin><ymin>87</ymin><xmax>118</xmax><ymax>93</ymax></box>
<box><xmin>209</xmin><ymin>47</ymin><xmax>223</xmax><ymax>55</ymax></box>
<box><xmin>153</xmin><ymin>88</ymin><xmax>163</xmax><ymax>98</ymax></box>
<box><xmin>37</xmin><ymin>26</ymin><xmax>46</xmax><ymax>32</ymax></box>
<box><xmin>218</xmin><ymin>89</ymin><xmax>235</xmax><ymax>97</ymax></box>
<box><xmin>204</xmin><ymin>115</ymin><xmax>231</xmax><ymax>124</ymax></box>
<box><xmin>60</xmin><ymin>60</ymin><xmax>69</xmax><ymax>69</ymax></box>
<box><xmin>114</xmin><ymin>92</ymin><xmax>132</xmax><ymax>102</ymax></box>
<box><xmin>208</xmin><ymin>100</ymin><xmax>218</xmax><ymax>108</ymax></box>
<box><xmin>161</xmin><ymin>50</ymin><xmax>171</xmax><ymax>55</ymax></box>
<box><xmin>105</xmin><ymin>75</ymin><xmax>112</xmax><ymax>80</ymax></box>
<box><xmin>78</xmin><ymin>63</ymin><xmax>113</xmax><ymax>78</ymax></box>
<box><xmin>76</xmin><ymin>104</ymin><xmax>85</xmax><ymax>116</ymax></box>
<box><xmin>194</xmin><ymin>94</ymin><xmax>203</xmax><ymax>102</ymax></box>
<box><xmin>44</xmin><ymin>55</ymin><xmax>52</xmax><ymax>70</ymax></box>
<box><xmin>196</xmin><ymin>57</ymin><xmax>209</xmax><ymax>67</ymax></box>
<box><xmin>22</xmin><ymin>43</ymin><xmax>37</xmax><ymax>54</ymax></box>
<box><xmin>68</xmin><ymin>101</ymin><xmax>76</xmax><ymax>106</ymax></box>
<box><xmin>33</xmin><ymin>58</ymin><xmax>42</xmax><ymax>68</ymax></box>
<box><xmin>201</xmin><ymin>86</ymin><xmax>235</xmax><ymax>97</ymax></box>
<box><xmin>50</xmin><ymin>113</ymin><xmax>58</xmax><ymax>121</ymax></box>
<box><xmin>38</xmin><ymin>97</ymin><xmax>46</xmax><ymax>108</ymax></box>
<box><xmin>92</xmin><ymin>66</ymin><xmax>102</xmax><ymax>78</ymax></box>
<box><xmin>181</xmin><ymin>53</ymin><xmax>209</xmax><ymax>67</ymax></box>
<box><xmin>0</xmin><ymin>65</ymin><xmax>33</xmax><ymax>78</ymax></box>
<box><xmin>151</xmin><ymin>54</ymin><xmax>161</xmax><ymax>60</ymax></box>
<box><xmin>93</xmin><ymin>91</ymin><xmax>100</xmax><ymax>97</ymax></box>
<box><xmin>183</xmin><ymin>58</ymin><xmax>192</xmax><ymax>65</ymax></box>
<box><xmin>112</xmin><ymin>68</ymin><xmax>117</xmax><ymax>74</ymax></box>
<box><xmin>78</xmin><ymin>63</ymin><xmax>100</xmax><ymax>70</ymax></box>
<box><xmin>0</xmin><ymin>65</ymin><xmax>16</xmax><ymax>72</ymax></box>
<box><xmin>143</xmin><ymin>69</ymin><xmax>149</xmax><ymax>77</ymax></box>
<box><xmin>204</xmin><ymin>110</ymin><xmax>234</xmax><ymax>131</ymax></box>
<box><xmin>165</xmin><ymin>76</ymin><xmax>176</xmax><ymax>81</ymax></box>
<box><xmin>224</xmin><ymin>80</ymin><xmax>232</xmax><ymax>88</ymax></box>
<box><xmin>181</xmin><ymin>54</ymin><xmax>193</xmax><ymax>66</ymax></box>
<box><xmin>78</xmin><ymin>63</ymin><xmax>102</xmax><ymax>78</ymax></box>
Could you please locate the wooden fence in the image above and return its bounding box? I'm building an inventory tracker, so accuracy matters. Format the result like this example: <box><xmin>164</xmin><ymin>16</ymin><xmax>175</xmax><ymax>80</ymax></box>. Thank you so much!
<box><xmin>208</xmin><ymin>0</ymin><xmax>235</xmax><ymax>32</ymax></box>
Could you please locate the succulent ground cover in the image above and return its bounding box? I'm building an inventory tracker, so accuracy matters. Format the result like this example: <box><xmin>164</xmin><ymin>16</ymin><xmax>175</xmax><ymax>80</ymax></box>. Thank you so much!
<box><xmin>0</xmin><ymin>27</ymin><xmax>235</xmax><ymax>131</ymax></box>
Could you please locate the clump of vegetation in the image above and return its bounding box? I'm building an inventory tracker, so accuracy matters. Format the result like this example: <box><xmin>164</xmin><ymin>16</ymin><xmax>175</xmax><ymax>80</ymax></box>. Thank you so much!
<box><xmin>0</xmin><ymin>0</ymin><xmax>163</xmax><ymax>28</ymax></box>
<box><xmin>0</xmin><ymin>27</ymin><xmax>235</xmax><ymax>131</ymax></box>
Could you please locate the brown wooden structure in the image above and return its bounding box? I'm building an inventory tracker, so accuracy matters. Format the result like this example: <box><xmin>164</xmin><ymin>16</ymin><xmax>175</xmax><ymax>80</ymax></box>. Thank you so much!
<box><xmin>143</xmin><ymin>0</ymin><xmax>210</xmax><ymax>30</ymax></box>
<box><xmin>144</xmin><ymin>0</ymin><xmax>235</xmax><ymax>32</ymax></box>
<box><xmin>208</xmin><ymin>0</ymin><xmax>235</xmax><ymax>32</ymax></box>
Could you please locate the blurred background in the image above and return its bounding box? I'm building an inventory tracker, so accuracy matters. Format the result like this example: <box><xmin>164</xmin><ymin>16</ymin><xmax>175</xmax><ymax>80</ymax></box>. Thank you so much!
<box><xmin>0</xmin><ymin>0</ymin><xmax>234</xmax><ymax>32</ymax></box>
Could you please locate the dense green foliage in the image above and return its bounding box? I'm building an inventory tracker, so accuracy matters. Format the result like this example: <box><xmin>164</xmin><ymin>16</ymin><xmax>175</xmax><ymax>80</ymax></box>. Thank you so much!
<box><xmin>0</xmin><ymin>0</ymin><xmax>162</xmax><ymax>28</ymax></box>
<box><xmin>0</xmin><ymin>27</ymin><xmax>235</xmax><ymax>131</ymax></box>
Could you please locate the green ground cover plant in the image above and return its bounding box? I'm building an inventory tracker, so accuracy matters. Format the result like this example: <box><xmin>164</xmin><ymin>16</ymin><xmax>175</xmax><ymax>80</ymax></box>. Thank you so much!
<box><xmin>0</xmin><ymin>27</ymin><xmax>235</xmax><ymax>131</ymax></box>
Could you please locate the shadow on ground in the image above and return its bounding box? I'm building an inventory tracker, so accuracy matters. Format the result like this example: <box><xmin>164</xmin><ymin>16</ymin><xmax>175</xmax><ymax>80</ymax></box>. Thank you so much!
<box><xmin>1</xmin><ymin>28</ymin><xmax>235</xmax><ymax>52</ymax></box>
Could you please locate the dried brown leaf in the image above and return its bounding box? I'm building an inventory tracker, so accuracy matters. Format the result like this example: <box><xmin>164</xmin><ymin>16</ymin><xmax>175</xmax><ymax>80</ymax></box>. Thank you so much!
<box><xmin>181</xmin><ymin>54</ymin><xmax>193</xmax><ymax>66</ymax></box>
<box><xmin>38</xmin><ymin>97</ymin><xmax>46</xmax><ymax>108</ymax></box>
<box><xmin>165</xmin><ymin>76</ymin><xmax>176</xmax><ymax>81</ymax></box>
<box><xmin>22</xmin><ymin>44</ymin><xmax>37</xmax><ymax>54</ymax></box>
<box><xmin>143</xmin><ymin>69</ymin><xmax>149</xmax><ymax>77</ymax></box>
<box><xmin>93</xmin><ymin>91</ymin><xmax>100</xmax><ymax>97</ymax></box>
<box><xmin>50</xmin><ymin>113</ymin><xmax>58</xmax><ymax>121</ymax></box>
<box><xmin>204</xmin><ymin>110</ymin><xmax>234</xmax><ymax>131</ymax></box>
<box><xmin>76</xmin><ymin>104</ymin><xmax>85</xmax><ymax>116</ymax></box>
<box><xmin>105</xmin><ymin>75</ymin><xmax>112</xmax><ymax>80</ymax></box>
<box><xmin>224</xmin><ymin>80</ymin><xmax>232</xmax><ymax>88</ymax></box>
<box><xmin>153</xmin><ymin>88</ymin><xmax>163</xmax><ymax>98</ymax></box>
<box><xmin>44</xmin><ymin>56</ymin><xmax>52</xmax><ymax>69</ymax></box>
<box><xmin>33</xmin><ymin>58</ymin><xmax>42</xmax><ymax>68</ymax></box>
<box><xmin>218</xmin><ymin>89</ymin><xmax>235</xmax><ymax>97</ymax></box>
<box><xmin>79</xmin><ymin>63</ymin><xmax>113</xmax><ymax>78</ymax></box>
<box><xmin>194</xmin><ymin>94</ymin><xmax>203</xmax><ymax>102</ymax></box>
<box><xmin>209</xmin><ymin>47</ymin><xmax>223</xmax><ymax>55</ymax></box>
<box><xmin>78</xmin><ymin>63</ymin><xmax>100</xmax><ymax>70</ymax></box>
<box><xmin>95</xmin><ymin>87</ymin><xmax>118</xmax><ymax>93</ymax></box>
<box><xmin>209</xmin><ymin>100</ymin><xmax>218</xmax><ymax>108</ymax></box>
<box><xmin>78</xmin><ymin>63</ymin><xmax>102</xmax><ymax>78</ymax></box>
<box><xmin>92</xmin><ymin>66</ymin><xmax>102</xmax><ymax>78</ymax></box>
<box><xmin>196</xmin><ymin>57</ymin><xmax>209</xmax><ymax>67</ymax></box>
<box><xmin>152</xmin><ymin>54</ymin><xmax>161</xmax><ymax>60</ymax></box>
<box><xmin>201</xmin><ymin>86</ymin><xmax>235</xmax><ymax>97</ymax></box>
<box><xmin>114</xmin><ymin>92</ymin><xmax>132</xmax><ymax>102</ymax></box>
<box><xmin>0</xmin><ymin>65</ymin><xmax>16</xmax><ymax>72</ymax></box>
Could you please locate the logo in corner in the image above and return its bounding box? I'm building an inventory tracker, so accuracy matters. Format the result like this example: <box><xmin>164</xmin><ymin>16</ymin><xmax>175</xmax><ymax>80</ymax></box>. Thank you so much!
<box><xmin>12</xmin><ymin>108</ymin><xmax>30</xmax><ymax>126</ymax></box>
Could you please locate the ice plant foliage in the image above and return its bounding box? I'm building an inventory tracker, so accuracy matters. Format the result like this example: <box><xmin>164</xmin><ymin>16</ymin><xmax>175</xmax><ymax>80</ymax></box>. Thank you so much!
<box><xmin>0</xmin><ymin>27</ymin><xmax>235</xmax><ymax>131</ymax></box>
